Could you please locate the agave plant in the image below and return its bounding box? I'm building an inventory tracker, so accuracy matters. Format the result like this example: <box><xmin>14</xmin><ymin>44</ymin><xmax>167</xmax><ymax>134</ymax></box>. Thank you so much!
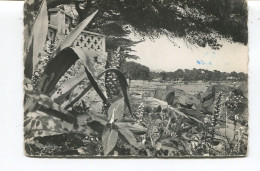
<box><xmin>24</xmin><ymin>0</ymin><xmax>146</xmax><ymax>156</ymax></box>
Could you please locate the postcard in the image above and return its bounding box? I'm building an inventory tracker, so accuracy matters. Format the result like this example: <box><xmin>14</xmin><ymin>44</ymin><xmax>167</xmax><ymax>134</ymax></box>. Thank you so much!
<box><xmin>24</xmin><ymin>0</ymin><xmax>248</xmax><ymax>157</ymax></box>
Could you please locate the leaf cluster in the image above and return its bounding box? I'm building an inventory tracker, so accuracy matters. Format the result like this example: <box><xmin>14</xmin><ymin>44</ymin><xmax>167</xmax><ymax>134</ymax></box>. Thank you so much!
<box><xmin>24</xmin><ymin>1</ymin><xmax>144</xmax><ymax>156</ymax></box>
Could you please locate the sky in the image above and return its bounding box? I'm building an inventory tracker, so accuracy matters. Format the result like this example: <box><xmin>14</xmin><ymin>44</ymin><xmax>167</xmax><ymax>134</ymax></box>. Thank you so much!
<box><xmin>128</xmin><ymin>35</ymin><xmax>248</xmax><ymax>73</ymax></box>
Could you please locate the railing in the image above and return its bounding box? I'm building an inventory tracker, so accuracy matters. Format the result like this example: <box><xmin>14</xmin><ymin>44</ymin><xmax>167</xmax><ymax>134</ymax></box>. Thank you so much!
<box><xmin>73</xmin><ymin>30</ymin><xmax>106</xmax><ymax>53</ymax></box>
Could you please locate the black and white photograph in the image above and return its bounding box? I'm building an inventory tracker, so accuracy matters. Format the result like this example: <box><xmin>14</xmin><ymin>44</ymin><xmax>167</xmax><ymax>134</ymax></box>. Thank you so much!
<box><xmin>23</xmin><ymin>0</ymin><xmax>248</xmax><ymax>157</ymax></box>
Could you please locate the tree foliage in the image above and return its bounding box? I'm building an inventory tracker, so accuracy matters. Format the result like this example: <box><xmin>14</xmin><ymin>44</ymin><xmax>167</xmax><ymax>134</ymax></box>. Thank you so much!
<box><xmin>44</xmin><ymin>0</ymin><xmax>248</xmax><ymax>50</ymax></box>
<box><xmin>150</xmin><ymin>68</ymin><xmax>247</xmax><ymax>82</ymax></box>
<box><xmin>122</xmin><ymin>61</ymin><xmax>150</xmax><ymax>80</ymax></box>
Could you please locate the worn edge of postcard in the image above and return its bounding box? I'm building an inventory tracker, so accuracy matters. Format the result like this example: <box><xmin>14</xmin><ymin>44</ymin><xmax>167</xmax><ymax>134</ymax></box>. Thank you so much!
<box><xmin>23</xmin><ymin>0</ymin><xmax>249</xmax><ymax>158</ymax></box>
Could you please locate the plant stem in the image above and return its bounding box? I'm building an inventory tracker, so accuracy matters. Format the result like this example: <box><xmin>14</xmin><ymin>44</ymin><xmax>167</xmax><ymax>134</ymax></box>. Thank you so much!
<box><xmin>225</xmin><ymin>107</ymin><xmax>228</xmax><ymax>137</ymax></box>
<box><xmin>225</xmin><ymin>106</ymin><xmax>228</xmax><ymax>155</ymax></box>
<box><xmin>163</xmin><ymin>116</ymin><xmax>171</xmax><ymax>135</ymax></box>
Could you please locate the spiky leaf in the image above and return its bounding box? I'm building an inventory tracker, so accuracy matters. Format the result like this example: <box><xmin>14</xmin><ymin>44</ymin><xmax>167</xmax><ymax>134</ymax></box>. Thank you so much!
<box><xmin>65</xmin><ymin>68</ymin><xmax>133</xmax><ymax>118</ymax></box>
<box><xmin>53</xmin><ymin>10</ymin><xmax>98</xmax><ymax>57</ymax></box>
<box><xmin>24</xmin><ymin>0</ymin><xmax>48</xmax><ymax>78</ymax></box>
<box><xmin>100</xmin><ymin>68</ymin><xmax>133</xmax><ymax>117</ymax></box>
<box><xmin>71</xmin><ymin>48</ymin><xmax>96</xmax><ymax>77</ymax></box>
<box><xmin>51</xmin><ymin>72</ymin><xmax>86</xmax><ymax>104</ymax></box>
<box><xmin>51</xmin><ymin>48</ymin><xmax>102</xmax><ymax>104</ymax></box>
<box><xmin>72</xmin><ymin>47</ymin><xmax>108</xmax><ymax>105</ymax></box>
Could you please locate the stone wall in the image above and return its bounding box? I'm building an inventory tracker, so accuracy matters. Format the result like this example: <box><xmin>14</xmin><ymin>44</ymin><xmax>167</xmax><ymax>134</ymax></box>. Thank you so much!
<box><xmin>48</xmin><ymin>8</ymin><xmax>72</xmax><ymax>35</ymax></box>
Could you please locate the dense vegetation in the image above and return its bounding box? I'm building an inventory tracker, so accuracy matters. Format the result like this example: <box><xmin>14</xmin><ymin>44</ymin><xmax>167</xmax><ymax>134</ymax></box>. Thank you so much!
<box><xmin>123</xmin><ymin>61</ymin><xmax>248</xmax><ymax>82</ymax></box>
<box><xmin>152</xmin><ymin>69</ymin><xmax>248</xmax><ymax>82</ymax></box>
<box><xmin>24</xmin><ymin>0</ymin><xmax>248</xmax><ymax>157</ymax></box>
<box><xmin>122</xmin><ymin>61</ymin><xmax>150</xmax><ymax>81</ymax></box>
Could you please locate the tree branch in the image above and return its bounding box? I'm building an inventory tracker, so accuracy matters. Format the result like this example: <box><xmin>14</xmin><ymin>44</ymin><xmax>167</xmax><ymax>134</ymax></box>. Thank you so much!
<box><xmin>47</xmin><ymin>0</ymin><xmax>85</xmax><ymax>8</ymax></box>
<box><xmin>75</xmin><ymin>1</ymin><xmax>84</xmax><ymax>21</ymax></box>
<box><xmin>75</xmin><ymin>0</ymin><xmax>93</xmax><ymax>22</ymax></box>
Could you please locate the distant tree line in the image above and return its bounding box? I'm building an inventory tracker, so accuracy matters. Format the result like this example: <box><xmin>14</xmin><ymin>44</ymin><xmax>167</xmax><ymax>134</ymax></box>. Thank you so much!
<box><xmin>123</xmin><ymin>61</ymin><xmax>248</xmax><ymax>82</ymax></box>
<box><xmin>154</xmin><ymin>69</ymin><xmax>248</xmax><ymax>82</ymax></box>
<box><xmin>121</xmin><ymin>61</ymin><xmax>150</xmax><ymax>80</ymax></box>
